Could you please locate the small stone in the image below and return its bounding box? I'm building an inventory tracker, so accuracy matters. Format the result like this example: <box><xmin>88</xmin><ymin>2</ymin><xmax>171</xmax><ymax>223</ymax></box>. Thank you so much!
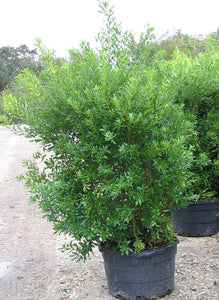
<box><xmin>17</xmin><ymin>276</ymin><xmax>24</xmax><ymax>280</ymax></box>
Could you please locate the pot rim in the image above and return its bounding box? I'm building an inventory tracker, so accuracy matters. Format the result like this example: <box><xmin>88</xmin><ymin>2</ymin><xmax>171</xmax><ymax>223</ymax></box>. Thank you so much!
<box><xmin>187</xmin><ymin>197</ymin><xmax>219</xmax><ymax>205</ymax></box>
<box><xmin>99</xmin><ymin>238</ymin><xmax>179</xmax><ymax>258</ymax></box>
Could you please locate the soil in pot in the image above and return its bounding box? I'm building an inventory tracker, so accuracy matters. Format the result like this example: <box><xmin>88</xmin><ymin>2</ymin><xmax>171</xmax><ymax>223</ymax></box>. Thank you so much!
<box><xmin>173</xmin><ymin>198</ymin><xmax>219</xmax><ymax>236</ymax></box>
<box><xmin>99</xmin><ymin>240</ymin><xmax>178</xmax><ymax>300</ymax></box>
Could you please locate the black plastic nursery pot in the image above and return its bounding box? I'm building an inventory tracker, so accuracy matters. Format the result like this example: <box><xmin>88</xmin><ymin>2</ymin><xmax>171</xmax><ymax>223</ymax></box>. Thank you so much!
<box><xmin>99</xmin><ymin>240</ymin><xmax>178</xmax><ymax>300</ymax></box>
<box><xmin>173</xmin><ymin>198</ymin><xmax>219</xmax><ymax>236</ymax></box>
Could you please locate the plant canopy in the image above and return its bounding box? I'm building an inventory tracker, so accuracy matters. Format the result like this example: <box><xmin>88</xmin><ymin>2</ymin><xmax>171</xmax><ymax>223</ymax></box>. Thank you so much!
<box><xmin>6</xmin><ymin>0</ymin><xmax>195</xmax><ymax>260</ymax></box>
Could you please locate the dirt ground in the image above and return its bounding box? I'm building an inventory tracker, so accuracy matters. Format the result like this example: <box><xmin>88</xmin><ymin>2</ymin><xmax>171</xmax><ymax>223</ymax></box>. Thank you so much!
<box><xmin>0</xmin><ymin>125</ymin><xmax>218</xmax><ymax>300</ymax></box>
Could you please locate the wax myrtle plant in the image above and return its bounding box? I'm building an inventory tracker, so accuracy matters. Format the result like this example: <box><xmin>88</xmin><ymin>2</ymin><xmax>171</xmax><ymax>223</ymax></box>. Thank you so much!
<box><xmin>9</xmin><ymin>0</ymin><xmax>194</xmax><ymax>260</ymax></box>
<box><xmin>166</xmin><ymin>40</ymin><xmax>219</xmax><ymax>201</ymax></box>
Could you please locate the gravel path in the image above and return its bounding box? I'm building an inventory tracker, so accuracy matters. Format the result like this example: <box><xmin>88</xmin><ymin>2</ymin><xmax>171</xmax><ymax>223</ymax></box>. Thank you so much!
<box><xmin>0</xmin><ymin>125</ymin><xmax>218</xmax><ymax>300</ymax></box>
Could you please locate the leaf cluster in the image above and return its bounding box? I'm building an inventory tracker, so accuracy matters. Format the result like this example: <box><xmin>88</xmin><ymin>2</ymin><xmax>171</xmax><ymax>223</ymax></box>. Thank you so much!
<box><xmin>0</xmin><ymin>45</ymin><xmax>41</xmax><ymax>93</ymax></box>
<box><xmin>165</xmin><ymin>42</ymin><xmax>219</xmax><ymax>199</ymax></box>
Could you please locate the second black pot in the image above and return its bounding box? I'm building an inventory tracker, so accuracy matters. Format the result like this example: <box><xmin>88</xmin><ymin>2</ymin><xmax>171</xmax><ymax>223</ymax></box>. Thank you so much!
<box><xmin>173</xmin><ymin>198</ymin><xmax>219</xmax><ymax>236</ymax></box>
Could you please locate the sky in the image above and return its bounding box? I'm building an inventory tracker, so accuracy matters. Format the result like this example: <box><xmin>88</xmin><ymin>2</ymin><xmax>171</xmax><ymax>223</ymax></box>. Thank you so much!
<box><xmin>0</xmin><ymin>0</ymin><xmax>218</xmax><ymax>58</ymax></box>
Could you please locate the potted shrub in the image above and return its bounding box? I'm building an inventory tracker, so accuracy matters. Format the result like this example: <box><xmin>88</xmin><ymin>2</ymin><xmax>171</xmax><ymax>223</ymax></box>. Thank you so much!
<box><xmin>6</xmin><ymin>1</ymin><xmax>194</xmax><ymax>299</ymax></box>
<box><xmin>169</xmin><ymin>45</ymin><xmax>219</xmax><ymax>236</ymax></box>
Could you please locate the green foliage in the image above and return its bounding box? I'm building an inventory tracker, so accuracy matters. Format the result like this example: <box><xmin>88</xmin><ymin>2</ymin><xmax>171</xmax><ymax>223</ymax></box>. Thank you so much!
<box><xmin>0</xmin><ymin>44</ymin><xmax>41</xmax><ymax>92</ymax></box>
<box><xmin>6</xmin><ymin>0</ymin><xmax>194</xmax><ymax>260</ymax></box>
<box><xmin>0</xmin><ymin>114</ymin><xmax>7</xmax><ymax>123</ymax></box>
<box><xmin>166</xmin><ymin>41</ymin><xmax>219</xmax><ymax>199</ymax></box>
<box><xmin>0</xmin><ymin>81</ymin><xmax>25</xmax><ymax>123</ymax></box>
<box><xmin>128</xmin><ymin>28</ymin><xmax>219</xmax><ymax>66</ymax></box>
<box><xmin>158</xmin><ymin>30</ymin><xmax>218</xmax><ymax>59</ymax></box>
<box><xmin>126</xmin><ymin>26</ymin><xmax>157</xmax><ymax>65</ymax></box>
<box><xmin>0</xmin><ymin>44</ymin><xmax>42</xmax><ymax>122</ymax></box>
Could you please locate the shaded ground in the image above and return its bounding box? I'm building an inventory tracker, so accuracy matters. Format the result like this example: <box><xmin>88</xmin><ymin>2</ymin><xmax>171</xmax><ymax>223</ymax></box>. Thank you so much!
<box><xmin>0</xmin><ymin>125</ymin><xmax>218</xmax><ymax>300</ymax></box>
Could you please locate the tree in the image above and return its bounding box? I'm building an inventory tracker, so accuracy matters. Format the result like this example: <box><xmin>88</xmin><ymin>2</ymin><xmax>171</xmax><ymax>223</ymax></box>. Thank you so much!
<box><xmin>0</xmin><ymin>45</ymin><xmax>41</xmax><ymax>92</ymax></box>
<box><xmin>127</xmin><ymin>29</ymin><xmax>219</xmax><ymax>66</ymax></box>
